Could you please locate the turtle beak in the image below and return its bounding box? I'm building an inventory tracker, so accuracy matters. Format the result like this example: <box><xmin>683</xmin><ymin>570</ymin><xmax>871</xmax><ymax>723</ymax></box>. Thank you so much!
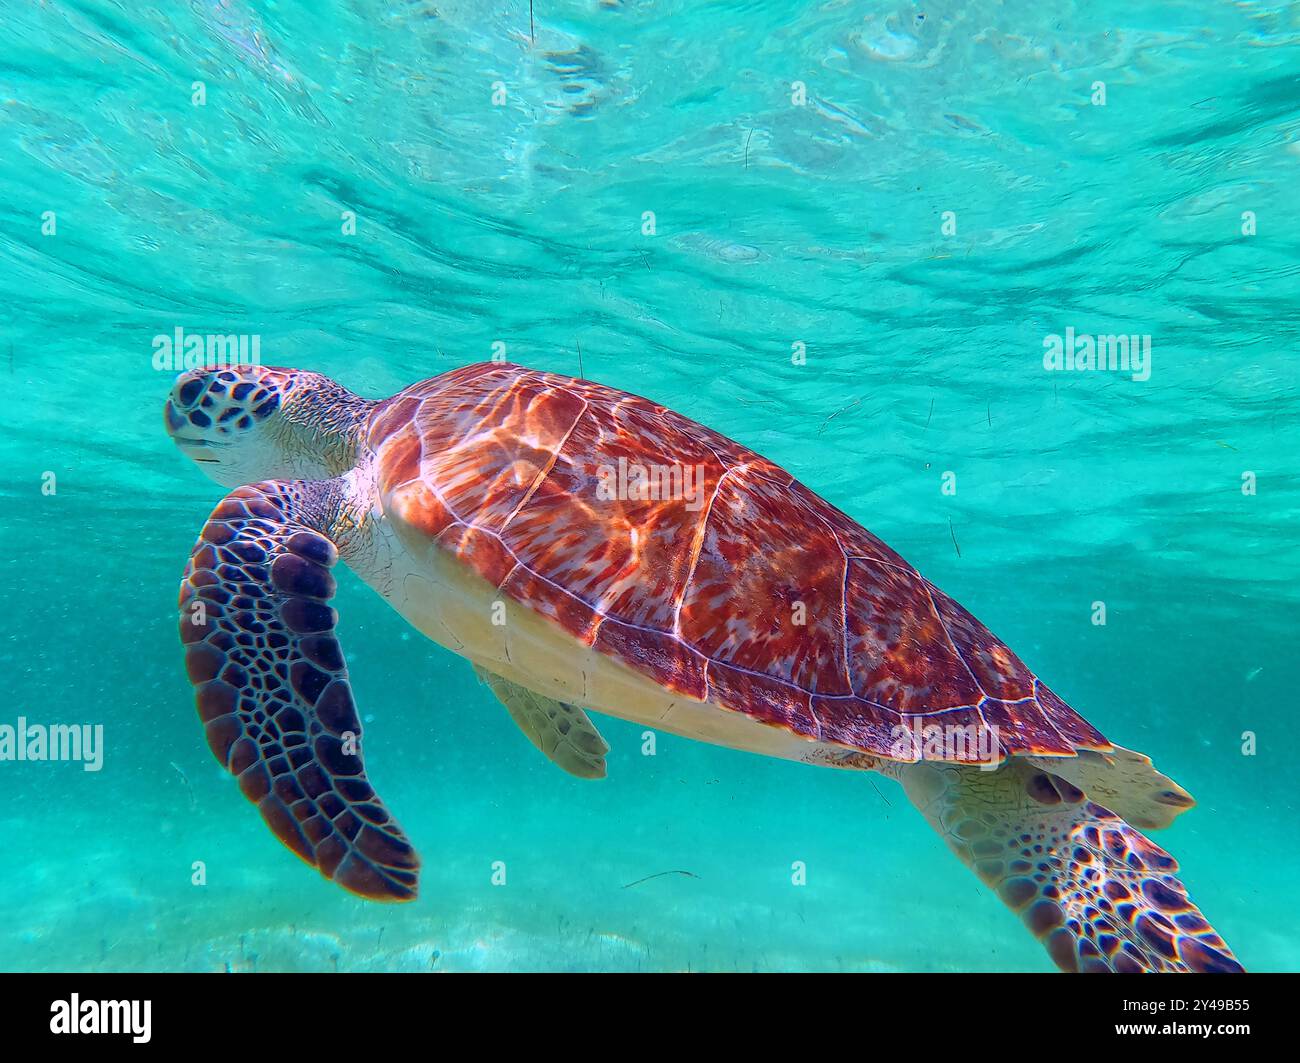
<box><xmin>164</xmin><ymin>399</ymin><xmax>187</xmax><ymax>434</ymax></box>
<box><xmin>166</xmin><ymin>401</ymin><xmax>229</xmax><ymax>464</ymax></box>
<box><xmin>175</xmin><ymin>437</ymin><xmax>226</xmax><ymax>462</ymax></box>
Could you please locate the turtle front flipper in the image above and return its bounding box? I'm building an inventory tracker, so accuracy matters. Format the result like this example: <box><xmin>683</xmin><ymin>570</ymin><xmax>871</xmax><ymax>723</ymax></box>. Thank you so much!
<box><xmin>179</xmin><ymin>480</ymin><xmax>420</xmax><ymax>901</ymax></box>
<box><xmin>472</xmin><ymin>664</ymin><xmax>609</xmax><ymax>779</ymax></box>
<box><xmin>898</xmin><ymin>759</ymin><xmax>1243</xmax><ymax>972</ymax></box>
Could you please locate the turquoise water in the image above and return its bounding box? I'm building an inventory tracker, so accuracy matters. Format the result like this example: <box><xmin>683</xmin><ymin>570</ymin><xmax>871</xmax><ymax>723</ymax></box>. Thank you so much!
<box><xmin>2</xmin><ymin>1</ymin><xmax>1297</xmax><ymax>972</ymax></box>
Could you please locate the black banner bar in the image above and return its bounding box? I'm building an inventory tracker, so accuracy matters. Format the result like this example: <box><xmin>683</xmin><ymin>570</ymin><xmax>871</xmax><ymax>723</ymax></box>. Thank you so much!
<box><xmin>0</xmin><ymin>971</ymin><xmax>1283</xmax><ymax>1049</ymax></box>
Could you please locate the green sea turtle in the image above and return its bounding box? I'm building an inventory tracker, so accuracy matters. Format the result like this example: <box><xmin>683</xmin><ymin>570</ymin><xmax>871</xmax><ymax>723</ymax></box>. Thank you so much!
<box><xmin>165</xmin><ymin>360</ymin><xmax>1243</xmax><ymax>973</ymax></box>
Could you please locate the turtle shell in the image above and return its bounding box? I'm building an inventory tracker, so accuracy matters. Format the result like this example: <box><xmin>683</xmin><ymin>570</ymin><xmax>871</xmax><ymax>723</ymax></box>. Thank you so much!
<box><xmin>367</xmin><ymin>362</ymin><xmax>1111</xmax><ymax>764</ymax></box>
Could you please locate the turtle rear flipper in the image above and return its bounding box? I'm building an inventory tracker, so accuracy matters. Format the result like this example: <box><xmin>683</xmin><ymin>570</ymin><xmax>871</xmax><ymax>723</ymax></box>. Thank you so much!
<box><xmin>473</xmin><ymin>664</ymin><xmax>609</xmax><ymax>779</ymax></box>
<box><xmin>1027</xmin><ymin>744</ymin><xmax>1195</xmax><ymax>830</ymax></box>
<box><xmin>180</xmin><ymin>479</ymin><xmax>420</xmax><ymax>901</ymax></box>
<box><xmin>899</xmin><ymin>759</ymin><xmax>1243</xmax><ymax>972</ymax></box>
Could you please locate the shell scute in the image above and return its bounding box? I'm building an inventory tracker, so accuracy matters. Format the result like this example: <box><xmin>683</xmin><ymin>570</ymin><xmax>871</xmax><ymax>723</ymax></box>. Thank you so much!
<box><xmin>1035</xmin><ymin>681</ymin><xmax>1109</xmax><ymax>750</ymax></box>
<box><xmin>844</xmin><ymin>557</ymin><xmax>982</xmax><ymax>711</ymax></box>
<box><xmin>929</xmin><ymin>586</ymin><xmax>1036</xmax><ymax>702</ymax></box>
<box><xmin>497</xmin><ymin>407</ymin><xmax>721</xmax><ymax>631</ymax></box>
<box><xmin>428</xmin><ymin>382</ymin><xmax>584</xmax><ymax>534</ymax></box>
<box><xmin>679</xmin><ymin>469</ymin><xmax>851</xmax><ymax>697</ymax></box>
<box><xmin>811</xmin><ymin>694</ymin><xmax>900</xmax><ymax>753</ymax></box>
<box><xmin>967</xmin><ymin>697</ymin><xmax>1071</xmax><ymax>756</ymax></box>
<box><xmin>500</xmin><ymin>561</ymin><xmax>602</xmax><ymax>643</ymax></box>
<box><xmin>439</xmin><ymin>523</ymin><xmax>516</xmax><ymax>589</ymax></box>
<box><xmin>708</xmin><ymin>660</ymin><xmax>814</xmax><ymax>738</ymax></box>
<box><xmin>592</xmin><ymin>617</ymin><xmax>708</xmax><ymax>701</ymax></box>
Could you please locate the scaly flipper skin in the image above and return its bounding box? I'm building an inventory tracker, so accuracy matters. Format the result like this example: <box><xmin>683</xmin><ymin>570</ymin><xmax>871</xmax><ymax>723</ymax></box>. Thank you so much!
<box><xmin>898</xmin><ymin>759</ymin><xmax>1243</xmax><ymax>972</ymax></box>
<box><xmin>473</xmin><ymin>664</ymin><xmax>609</xmax><ymax>779</ymax></box>
<box><xmin>179</xmin><ymin>479</ymin><xmax>420</xmax><ymax>901</ymax></box>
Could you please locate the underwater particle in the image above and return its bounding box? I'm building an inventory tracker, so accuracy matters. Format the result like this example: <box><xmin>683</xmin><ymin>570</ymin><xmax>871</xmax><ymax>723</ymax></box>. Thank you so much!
<box><xmin>674</xmin><ymin>232</ymin><xmax>763</xmax><ymax>263</ymax></box>
<box><xmin>869</xmin><ymin>777</ymin><xmax>892</xmax><ymax>808</ymax></box>
<box><xmin>622</xmin><ymin>870</ymin><xmax>700</xmax><ymax>889</ymax></box>
<box><xmin>817</xmin><ymin>396</ymin><xmax>864</xmax><ymax>435</ymax></box>
<box><xmin>944</xmin><ymin>112</ymin><xmax>986</xmax><ymax>135</ymax></box>
<box><xmin>170</xmin><ymin>761</ymin><xmax>197</xmax><ymax>810</ymax></box>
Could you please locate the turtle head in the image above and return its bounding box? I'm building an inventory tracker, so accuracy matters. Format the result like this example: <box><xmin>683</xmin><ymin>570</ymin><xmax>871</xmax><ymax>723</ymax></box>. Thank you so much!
<box><xmin>165</xmin><ymin>365</ymin><xmax>371</xmax><ymax>487</ymax></box>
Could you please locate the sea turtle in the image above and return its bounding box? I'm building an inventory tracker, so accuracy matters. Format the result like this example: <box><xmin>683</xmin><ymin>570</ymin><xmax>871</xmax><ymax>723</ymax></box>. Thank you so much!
<box><xmin>165</xmin><ymin>360</ymin><xmax>1243</xmax><ymax>973</ymax></box>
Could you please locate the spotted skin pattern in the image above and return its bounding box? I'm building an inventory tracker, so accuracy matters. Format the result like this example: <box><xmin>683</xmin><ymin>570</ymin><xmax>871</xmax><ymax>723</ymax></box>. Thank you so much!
<box><xmin>900</xmin><ymin>760</ymin><xmax>1244</xmax><ymax>972</ymax></box>
<box><xmin>369</xmin><ymin>362</ymin><xmax>1107</xmax><ymax>763</ymax></box>
<box><xmin>179</xmin><ymin>480</ymin><xmax>420</xmax><ymax>900</ymax></box>
<box><xmin>164</xmin><ymin>364</ymin><xmax>290</xmax><ymax>437</ymax></box>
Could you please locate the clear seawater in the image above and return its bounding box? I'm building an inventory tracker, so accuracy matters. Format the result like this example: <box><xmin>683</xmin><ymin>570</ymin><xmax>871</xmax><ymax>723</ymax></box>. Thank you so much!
<box><xmin>1</xmin><ymin>1</ymin><xmax>1297</xmax><ymax>973</ymax></box>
